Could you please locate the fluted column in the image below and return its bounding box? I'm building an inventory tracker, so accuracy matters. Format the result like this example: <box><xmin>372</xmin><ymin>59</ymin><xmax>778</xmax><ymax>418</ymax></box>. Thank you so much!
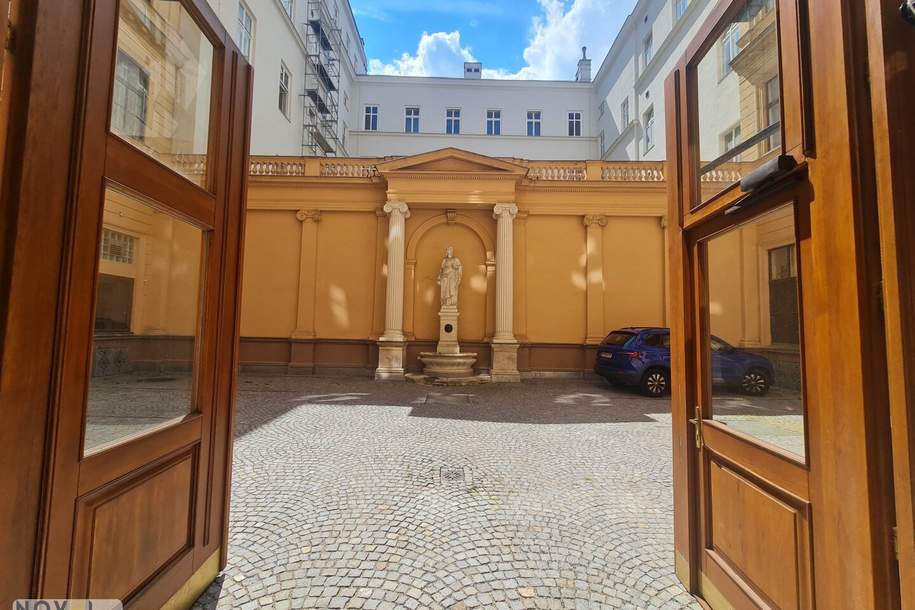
<box><xmin>491</xmin><ymin>203</ymin><xmax>520</xmax><ymax>382</ymax></box>
<box><xmin>375</xmin><ymin>201</ymin><xmax>410</xmax><ymax>379</ymax></box>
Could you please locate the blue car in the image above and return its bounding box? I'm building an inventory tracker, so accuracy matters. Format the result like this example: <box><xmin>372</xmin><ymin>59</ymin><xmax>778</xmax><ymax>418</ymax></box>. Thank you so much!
<box><xmin>593</xmin><ymin>327</ymin><xmax>775</xmax><ymax>397</ymax></box>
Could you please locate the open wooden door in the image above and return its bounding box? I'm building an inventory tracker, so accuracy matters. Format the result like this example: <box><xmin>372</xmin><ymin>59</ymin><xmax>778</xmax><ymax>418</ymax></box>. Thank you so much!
<box><xmin>0</xmin><ymin>0</ymin><xmax>251</xmax><ymax>607</ymax></box>
<box><xmin>666</xmin><ymin>0</ymin><xmax>902</xmax><ymax>608</ymax></box>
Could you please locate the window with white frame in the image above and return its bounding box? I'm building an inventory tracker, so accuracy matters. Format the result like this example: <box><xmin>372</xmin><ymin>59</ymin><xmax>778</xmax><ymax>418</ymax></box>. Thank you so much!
<box><xmin>238</xmin><ymin>2</ymin><xmax>254</xmax><ymax>59</ymax></box>
<box><xmin>112</xmin><ymin>51</ymin><xmax>149</xmax><ymax>141</ymax></box>
<box><xmin>446</xmin><ymin>108</ymin><xmax>461</xmax><ymax>135</ymax></box>
<box><xmin>405</xmin><ymin>107</ymin><xmax>420</xmax><ymax>133</ymax></box>
<box><xmin>675</xmin><ymin>0</ymin><xmax>689</xmax><ymax>20</ymax></box>
<box><xmin>643</xmin><ymin>105</ymin><xmax>655</xmax><ymax>152</ymax></box>
<box><xmin>568</xmin><ymin>111</ymin><xmax>582</xmax><ymax>137</ymax></box>
<box><xmin>278</xmin><ymin>62</ymin><xmax>291</xmax><ymax>117</ymax></box>
<box><xmin>721</xmin><ymin>124</ymin><xmax>741</xmax><ymax>154</ymax></box>
<box><xmin>527</xmin><ymin>110</ymin><xmax>542</xmax><ymax>136</ymax></box>
<box><xmin>721</xmin><ymin>23</ymin><xmax>739</xmax><ymax>76</ymax></box>
<box><xmin>364</xmin><ymin>105</ymin><xmax>378</xmax><ymax>131</ymax></box>
<box><xmin>642</xmin><ymin>33</ymin><xmax>653</xmax><ymax>68</ymax></box>
<box><xmin>598</xmin><ymin>100</ymin><xmax>607</xmax><ymax>119</ymax></box>
<box><xmin>486</xmin><ymin>110</ymin><xmax>501</xmax><ymax>135</ymax></box>
<box><xmin>620</xmin><ymin>98</ymin><xmax>630</xmax><ymax>127</ymax></box>
<box><xmin>764</xmin><ymin>76</ymin><xmax>782</xmax><ymax>151</ymax></box>
<box><xmin>280</xmin><ymin>0</ymin><xmax>293</xmax><ymax>18</ymax></box>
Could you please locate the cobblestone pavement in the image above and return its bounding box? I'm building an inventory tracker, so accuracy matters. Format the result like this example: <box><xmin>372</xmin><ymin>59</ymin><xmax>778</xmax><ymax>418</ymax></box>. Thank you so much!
<box><xmin>192</xmin><ymin>376</ymin><xmax>701</xmax><ymax>610</ymax></box>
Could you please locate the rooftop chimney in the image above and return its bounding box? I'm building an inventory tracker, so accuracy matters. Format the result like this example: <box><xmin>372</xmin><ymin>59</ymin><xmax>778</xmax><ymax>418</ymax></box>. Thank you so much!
<box><xmin>464</xmin><ymin>61</ymin><xmax>482</xmax><ymax>79</ymax></box>
<box><xmin>576</xmin><ymin>46</ymin><xmax>591</xmax><ymax>82</ymax></box>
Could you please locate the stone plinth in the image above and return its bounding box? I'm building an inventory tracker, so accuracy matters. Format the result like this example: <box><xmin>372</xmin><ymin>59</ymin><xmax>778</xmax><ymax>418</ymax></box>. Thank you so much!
<box><xmin>375</xmin><ymin>340</ymin><xmax>407</xmax><ymax>380</ymax></box>
<box><xmin>491</xmin><ymin>341</ymin><xmax>521</xmax><ymax>382</ymax></box>
<box><xmin>436</xmin><ymin>306</ymin><xmax>460</xmax><ymax>354</ymax></box>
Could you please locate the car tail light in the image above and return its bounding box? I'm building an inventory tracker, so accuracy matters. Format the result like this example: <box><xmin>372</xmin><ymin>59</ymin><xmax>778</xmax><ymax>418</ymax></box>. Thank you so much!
<box><xmin>621</xmin><ymin>351</ymin><xmax>644</xmax><ymax>360</ymax></box>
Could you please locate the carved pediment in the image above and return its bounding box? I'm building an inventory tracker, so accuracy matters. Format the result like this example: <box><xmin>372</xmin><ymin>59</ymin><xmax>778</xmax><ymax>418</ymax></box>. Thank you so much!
<box><xmin>375</xmin><ymin>147</ymin><xmax>527</xmax><ymax>177</ymax></box>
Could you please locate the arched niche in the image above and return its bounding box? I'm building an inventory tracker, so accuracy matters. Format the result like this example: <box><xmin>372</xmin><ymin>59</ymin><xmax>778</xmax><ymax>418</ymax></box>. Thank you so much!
<box><xmin>404</xmin><ymin>213</ymin><xmax>496</xmax><ymax>342</ymax></box>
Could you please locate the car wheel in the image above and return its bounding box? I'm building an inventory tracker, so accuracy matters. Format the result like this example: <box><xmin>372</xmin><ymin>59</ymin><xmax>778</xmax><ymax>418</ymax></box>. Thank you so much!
<box><xmin>641</xmin><ymin>368</ymin><xmax>669</xmax><ymax>397</ymax></box>
<box><xmin>740</xmin><ymin>369</ymin><xmax>770</xmax><ymax>396</ymax></box>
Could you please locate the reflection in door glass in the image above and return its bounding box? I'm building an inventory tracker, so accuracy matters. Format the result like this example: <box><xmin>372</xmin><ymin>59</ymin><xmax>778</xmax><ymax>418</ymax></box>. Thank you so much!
<box><xmin>705</xmin><ymin>204</ymin><xmax>805</xmax><ymax>458</ymax></box>
<box><xmin>84</xmin><ymin>187</ymin><xmax>205</xmax><ymax>454</ymax></box>
<box><xmin>695</xmin><ymin>0</ymin><xmax>781</xmax><ymax>203</ymax></box>
<box><xmin>112</xmin><ymin>0</ymin><xmax>214</xmax><ymax>187</ymax></box>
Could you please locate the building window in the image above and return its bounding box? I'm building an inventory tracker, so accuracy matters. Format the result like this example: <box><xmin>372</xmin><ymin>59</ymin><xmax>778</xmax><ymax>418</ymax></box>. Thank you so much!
<box><xmin>620</xmin><ymin>98</ymin><xmax>630</xmax><ymax>127</ymax></box>
<box><xmin>278</xmin><ymin>63</ymin><xmax>291</xmax><ymax>118</ymax></box>
<box><xmin>527</xmin><ymin>110</ymin><xmax>542</xmax><ymax>137</ymax></box>
<box><xmin>642</xmin><ymin>33</ymin><xmax>653</xmax><ymax>68</ymax></box>
<box><xmin>238</xmin><ymin>2</ymin><xmax>254</xmax><ymax>59</ymax></box>
<box><xmin>405</xmin><ymin>107</ymin><xmax>420</xmax><ymax>133</ymax></box>
<box><xmin>486</xmin><ymin>110</ymin><xmax>501</xmax><ymax>135</ymax></box>
<box><xmin>446</xmin><ymin>108</ymin><xmax>461</xmax><ymax>135</ymax></box>
<box><xmin>112</xmin><ymin>51</ymin><xmax>149</xmax><ymax>141</ymax></box>
<box><xmin>721</xmin><ymin>23</ymin><xmax>739</xmax><ymax>76</ymax></box>
<box><xmin>364</xmin><ymin>105</ymin><xmax>378</xmax><ymax>131</ymax></box>
<box><xmin>95</xmin><ymin>274</ymin><xmax>135</xmax><ymax>333</ymax></box>
<box><xmin>765</xmin><ymin>76</ymin><xmax>782</xmax><ymax>151</ymax></box>
<box><xmin>721</xmin><ymin>124</ymin><xmax>741</xmax><ymax>154</ymax></box>
<box><xmin>768</xmin><ymin>244</ymin><xmax>799</xmax><ymax>345</ymax></box>
<box><xmin>280</xmin><ymin>0</ymin><xmax>293</xmax><ymax>18</ymax></box>
<box><xmin>598</xmin><ymin>100</ymin><xmax>607</xmax><ymax>119</ymax></box>
<box><xmin>568</xmin><ymin>111</ymin><xmax>582</xmax><ymax>137</ymax></box>
<box><xmin>643</xmin><ymin>105</ymin><xmax>655</xmax><ymax>152</ymax></box>
<box><xmin>675</xmin><ymin>0</ymin><xmax>689</xmax><ymax>20</ymax></box>
<box><xmin>101</xmin><ymin>229</ymin><xmax>137</xmax><ymax>264</ymax></box>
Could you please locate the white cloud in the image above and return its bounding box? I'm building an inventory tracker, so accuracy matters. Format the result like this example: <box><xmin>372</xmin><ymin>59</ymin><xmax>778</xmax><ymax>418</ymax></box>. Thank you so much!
<box><xmin>367</xmin><ymin>0</ymin><xmax>636</xmax><ymax>80</ymax></box>
<box><xmin>368</xmin><ymin>31</ymin><xmax>477</xmax><ymax>77</ymax></box>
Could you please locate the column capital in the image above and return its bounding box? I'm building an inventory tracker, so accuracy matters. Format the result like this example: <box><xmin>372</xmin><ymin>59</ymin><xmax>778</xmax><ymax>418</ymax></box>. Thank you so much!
<box><xmin>583</xmin><ymin>214</ymin><xmax>607</xmax><ymax>228</ymax></box>
<box><xmin>296</xmin><ymin>209</ymin><xmax>322</xmax><ymax>223</ymax></box>
<box><xmin>383</xmin><ymin>200</ymin><xmax>410</xmax><ymax>218</ymax></box>
<box><xmin>493</xmin><ymin>203</ymin><xmax>519</xmax><ymax>220</ymax></box>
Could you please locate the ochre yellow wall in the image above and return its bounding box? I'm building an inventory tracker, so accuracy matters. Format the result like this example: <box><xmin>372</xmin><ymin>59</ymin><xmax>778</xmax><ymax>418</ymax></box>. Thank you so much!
<box><xmin>241</xmin><ymin>152</ymin><xmax>672</xmax><ymax>371</ymax></box>
<box><xmin>241</xmin><ymin>210</ymin><xmax>299</xmax><ymax>337</ymax></box>
<box><xmin>524</xmin><ymin>215</ymin><xmax>587</xmax><ymax>344</ymax></box>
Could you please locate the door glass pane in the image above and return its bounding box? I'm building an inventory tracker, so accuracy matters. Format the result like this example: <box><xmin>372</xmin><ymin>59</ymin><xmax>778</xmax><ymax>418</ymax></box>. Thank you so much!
<box><xmin>695</xmin><ymin>0</ymin><xmax>781</xmax><ymax>204</ymax></box>
<box><xmin>84</xmin><ymin>187</ymin><xmax>206</xmax><ymax>454</ymax></box>
<box><xmin>705</xmin><ymin>204</ymin><xmax>805</xmax><ymax>458</ymax></box>
<box><xmin>112</xmin><ymin>0</ymin><xmax>214</xmax><ymax>188</ymax></box>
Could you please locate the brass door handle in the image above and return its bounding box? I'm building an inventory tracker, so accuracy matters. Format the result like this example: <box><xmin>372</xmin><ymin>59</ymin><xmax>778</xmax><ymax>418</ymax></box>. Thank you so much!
<box><xmin>903</xmin><ymin>1</ymin><xmax>915</xmax><ymax>26</ymax></box>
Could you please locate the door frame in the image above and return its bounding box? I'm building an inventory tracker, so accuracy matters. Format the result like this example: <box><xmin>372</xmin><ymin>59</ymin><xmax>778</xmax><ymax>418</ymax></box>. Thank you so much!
<box><xmin>865</xmin><ymin>0</ymin><xmax>915</xmax><ymax>604</ymax></box>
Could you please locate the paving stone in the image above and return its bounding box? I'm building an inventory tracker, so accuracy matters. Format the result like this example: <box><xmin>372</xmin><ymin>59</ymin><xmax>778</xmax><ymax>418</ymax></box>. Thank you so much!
<box><xmin>191</xmin><ymin>376</ymin><xmax>700</xmax><ymax>610</ymax></box>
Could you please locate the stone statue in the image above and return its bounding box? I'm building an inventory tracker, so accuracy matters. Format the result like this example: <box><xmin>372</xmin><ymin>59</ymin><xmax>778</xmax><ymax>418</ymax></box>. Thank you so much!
<box><xmin>437</xmin><ymin>246</ymin><xmax>462</xmax><ymax>308</ymax></box>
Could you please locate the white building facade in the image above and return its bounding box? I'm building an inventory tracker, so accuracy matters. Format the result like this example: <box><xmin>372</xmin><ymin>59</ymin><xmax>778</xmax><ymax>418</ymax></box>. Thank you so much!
<box><xmin>207</xmin><ymin>0</ymin><xmax>730</xmax><ymax>162</ymax></box>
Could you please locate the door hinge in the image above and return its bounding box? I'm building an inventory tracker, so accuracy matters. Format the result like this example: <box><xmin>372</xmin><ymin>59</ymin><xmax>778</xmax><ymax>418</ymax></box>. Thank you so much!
<box><xmin>891</xmin><ymin>526</ymin><xmax>899</xmax><ymax>559</ymax></box>
<box><xmin>694</xmin><ymin>405</ymin><xmax>704</xmax><ymax>450</ymax></box>
<box><xmin>4</xmin><ymin>22</ymin><xmax>13</xmax><ymax>53</ymax></box>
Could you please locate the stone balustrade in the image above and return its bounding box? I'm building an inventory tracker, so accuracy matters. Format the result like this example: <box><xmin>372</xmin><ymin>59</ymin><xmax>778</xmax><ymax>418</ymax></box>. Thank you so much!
<box><xmin>250</xmin><ymin>158</ymin><xmax>307</xmax><ymax>176</ymax></box>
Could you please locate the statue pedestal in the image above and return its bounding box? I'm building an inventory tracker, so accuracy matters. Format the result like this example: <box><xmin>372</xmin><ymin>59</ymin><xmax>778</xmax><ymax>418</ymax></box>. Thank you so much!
<box><xmin>436</xmin><ymin>306</ymin><xmax>460</xmax><ymax>354</ymax></box>
<box><xmin>417</xmin><ymin>304</ymin><xmax>478</xmax><ymax>381</ymax></box>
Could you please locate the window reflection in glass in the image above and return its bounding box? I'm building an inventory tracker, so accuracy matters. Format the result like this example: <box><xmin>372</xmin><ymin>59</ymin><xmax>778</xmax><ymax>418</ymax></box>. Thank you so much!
<box><xmin>695</xmin><ymin>0</ymin><xmax>781</xmax><ymax>203</ymax></box>
<box><xmin>84</xmin><ymin>187</ymin><xmax>205</xmax><ymax>454</ymax></box>
<box><xmin>705</xmin><ymin>204</ymin><xmax>805</xmax><ymax>458</ymax></box>
<box><xmin>112</xmin><ymin>0</ymin><xmax>214</xmax><ymax>187</ymax></box>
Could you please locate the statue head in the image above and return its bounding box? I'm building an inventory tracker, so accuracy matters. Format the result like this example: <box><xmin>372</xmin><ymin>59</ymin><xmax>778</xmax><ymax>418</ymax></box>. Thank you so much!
<box><xmin>445</xmin><ymin>246</ymin><xmax>454</xmax><ymax>258</ymax></box>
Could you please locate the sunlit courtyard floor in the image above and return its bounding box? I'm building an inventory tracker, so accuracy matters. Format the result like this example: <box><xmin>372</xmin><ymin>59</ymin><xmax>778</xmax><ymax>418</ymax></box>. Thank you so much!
<box><xmin>186</xmin><ymin>375</ymin><xmax>797</xmax><ymax>610</ymax></box>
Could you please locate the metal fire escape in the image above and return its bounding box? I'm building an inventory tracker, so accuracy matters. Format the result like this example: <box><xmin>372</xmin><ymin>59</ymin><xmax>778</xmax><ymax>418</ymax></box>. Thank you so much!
<box><xmin>302</xmin><ymin>0</ymin><xmax>342</xmax><ymax>156</ymax></box>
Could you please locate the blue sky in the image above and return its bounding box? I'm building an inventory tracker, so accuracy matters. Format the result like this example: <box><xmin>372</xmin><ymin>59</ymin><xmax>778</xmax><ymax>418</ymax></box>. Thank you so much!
<box><xmin>349</xmin><ymin>0</ymin><xmax>638</xmax><ymax>80</ymax></box>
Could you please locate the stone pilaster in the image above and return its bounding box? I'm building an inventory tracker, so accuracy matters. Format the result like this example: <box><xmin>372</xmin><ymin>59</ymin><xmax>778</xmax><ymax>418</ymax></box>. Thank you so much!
<box><xmin>376</xmin><ymin>201</ymin><xmax>410</xmax><ymax>380</ymax></box>
<box><xmin>584</xmin><ymin>214</ymin><xmax>607</xmax><ymax>345</ymax></box>
<box><xmin>491</xmin><ymin>203</ymin><xmax>520</xmax><ymax>382</ymax></box>
<box><xmin>290</xmin><ymin>210</ymin><xmax>321</xmax><ymax>373</ymax></box>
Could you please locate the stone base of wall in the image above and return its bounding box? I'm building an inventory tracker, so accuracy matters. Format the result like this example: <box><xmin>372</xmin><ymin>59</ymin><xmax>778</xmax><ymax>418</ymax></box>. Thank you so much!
<box><xmin>239</xmin><ymin>338</ymin><xmax>602</xmax><ymax>376</ymax></box>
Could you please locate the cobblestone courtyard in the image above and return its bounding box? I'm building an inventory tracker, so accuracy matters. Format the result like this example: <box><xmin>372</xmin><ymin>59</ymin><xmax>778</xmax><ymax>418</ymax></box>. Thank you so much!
<box><xmin>193</xmin><ymin>376</ymin><xmax>701</xmax><ymax>610</ymax></box>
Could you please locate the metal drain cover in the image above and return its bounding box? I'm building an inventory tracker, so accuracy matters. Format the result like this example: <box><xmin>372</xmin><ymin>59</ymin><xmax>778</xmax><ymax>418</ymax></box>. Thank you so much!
<box><xmin>436</xmin><ymin>465</ymin><xmax>473</xmax><ymax>485</ymax></box>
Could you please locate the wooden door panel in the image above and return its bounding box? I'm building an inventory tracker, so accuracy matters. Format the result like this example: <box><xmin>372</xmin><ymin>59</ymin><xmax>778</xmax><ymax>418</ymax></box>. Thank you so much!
<box><xmin>71</xmin><ymin>448</ymin><xmax>198</xmax><ymax>602</ymax></box>
<box><xmin>706</xmin><ymin>460</ymin><xmax>811</xmax><ymax>610</ymax></box>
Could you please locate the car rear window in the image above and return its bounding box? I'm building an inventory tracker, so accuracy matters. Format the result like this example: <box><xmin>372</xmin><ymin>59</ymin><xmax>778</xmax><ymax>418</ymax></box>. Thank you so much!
<box><xmin>602</xmin><ymin>332</ymin><xmax>635</xmax><ymax>346</ymax></box>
